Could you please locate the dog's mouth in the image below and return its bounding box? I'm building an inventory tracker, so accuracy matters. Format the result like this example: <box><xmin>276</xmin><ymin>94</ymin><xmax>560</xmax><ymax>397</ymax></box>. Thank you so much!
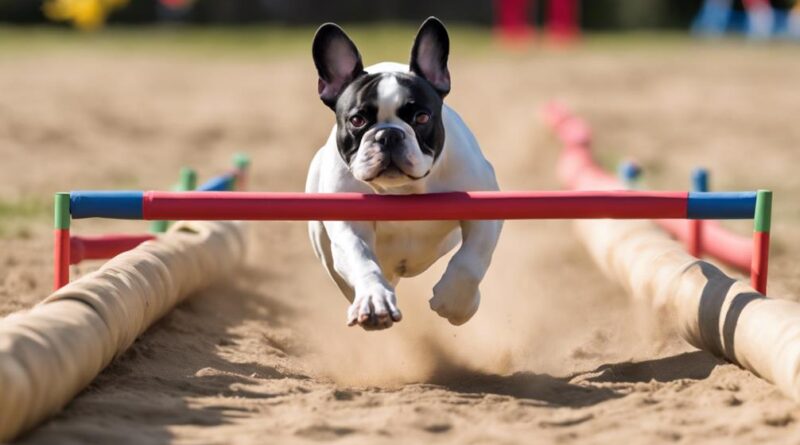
<box><xmin>364</xmin><ymin>162</ymin><xmax>429</xmax><ymax>182</ymax></box>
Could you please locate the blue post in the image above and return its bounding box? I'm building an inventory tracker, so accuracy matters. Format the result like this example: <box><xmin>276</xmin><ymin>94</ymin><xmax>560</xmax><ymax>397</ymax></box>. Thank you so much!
<box><xmin>689</xmin><ymin>168</ymin><xmax>709</xmax><ymax>257</ymax></box>
<box><xmin>70</xmin><ymin>191</ymin><xmax>144</xmax><ymax>219</ymax></box>
<box><xmin>692</xmin><ymin>168</ymin><xmax>709</xmax><ymax>193</ymax></box>
<box><xmin>197</xmin><ymin>174</ymin><xmax>235</xmax><ymax>192</ymax></box>
<box><xmin>686</xmin><ymin>192</ymin><xmax>756</xmax><ymax>219</ymax></box>
<box><xmin>618</xmin><ymin>160</ymin><xmax>642</xmax><ymax>190</ymax></box>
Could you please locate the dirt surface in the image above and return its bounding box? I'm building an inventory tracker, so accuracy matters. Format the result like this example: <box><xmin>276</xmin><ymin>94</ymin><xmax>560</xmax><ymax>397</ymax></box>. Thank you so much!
<box><xmin>2</xmin><ymin>37</ymin><xmax>800</xmax><ymax>444</ymax></box>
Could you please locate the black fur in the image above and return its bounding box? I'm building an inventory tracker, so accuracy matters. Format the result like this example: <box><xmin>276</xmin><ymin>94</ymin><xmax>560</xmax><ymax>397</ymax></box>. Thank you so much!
<box><xmin>334</xmin><ymin>73</ymin><xmax>445</xmax><ymax>164</ymax></box>
<box><xmin>312</xmin><ymin>23</ymin><xmax>366</xmax><ymax>109</ymax></box>
<box><xmin>312</xmin><ymin>18</ymin><xmax>450</xmax><ymax>168</ymax></box>
<box><xmin>410</xmin><ymin>17</ymin><xmax>451</xmax><ymax>97</ymax></box>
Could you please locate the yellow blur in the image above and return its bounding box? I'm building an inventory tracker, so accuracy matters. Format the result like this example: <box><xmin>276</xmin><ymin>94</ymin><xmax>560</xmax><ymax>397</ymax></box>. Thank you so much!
<box><xmin>43</xmin><ymin>0</ymin><xmax>130</xmax><ymax>31</ymax></box>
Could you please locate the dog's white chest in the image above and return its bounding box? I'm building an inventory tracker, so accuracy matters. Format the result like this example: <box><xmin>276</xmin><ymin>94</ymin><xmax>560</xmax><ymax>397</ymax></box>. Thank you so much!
<box><xmin>374</xmin><ymin>220</ymin><xmax>460</xmax><ymax>279</ymax></box>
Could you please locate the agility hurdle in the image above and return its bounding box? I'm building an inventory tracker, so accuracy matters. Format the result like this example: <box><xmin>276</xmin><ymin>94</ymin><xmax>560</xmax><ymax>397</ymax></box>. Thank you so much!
<box><xmin>54</xmin><ymin>155</ymin><xmax>250</xmax><ymax>288</ymax></box>
<box><xmin>543</xmin><ymin>101</ymin><xmax>759</xmax><ymax>276</ymax></box>
<box><xmin>0</xmin><ymin>156</ymin><xmax>251</xmax><ymax>442</ymax></box>
<box><xmin>541</xmin><ymin>103</ymin><xmax>800</xmax><ymax>405</ymax></box>
<box><xmin>55</xmin><ymin>189</ymin><xmax>769</xmax><ymax>293</ymax></box>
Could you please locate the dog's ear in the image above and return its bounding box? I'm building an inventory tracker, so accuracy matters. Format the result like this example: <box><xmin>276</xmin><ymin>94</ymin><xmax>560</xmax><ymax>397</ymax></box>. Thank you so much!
<box><xmin>409</xmin><ymin>17</ymin><xmax>451</xmax><ymax>97</ymax></box>
<box><xmin>313</xmin><ymin>23</ymin><xmax>365</xmax><ymax>110</ymax></box>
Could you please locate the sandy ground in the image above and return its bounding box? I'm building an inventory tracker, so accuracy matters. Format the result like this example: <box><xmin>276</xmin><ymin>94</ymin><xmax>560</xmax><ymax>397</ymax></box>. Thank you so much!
<box><xmin>2</xmin><ymin>36</ymin><xmax>800</xmax><ymax>444</ymax></box>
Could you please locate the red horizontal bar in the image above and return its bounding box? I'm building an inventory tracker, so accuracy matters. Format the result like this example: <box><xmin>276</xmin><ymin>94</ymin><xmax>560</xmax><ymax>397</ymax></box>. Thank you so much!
<box><xmin>656</xmin><ymin>219</ymin><xmax>751</xmax><ymax>270</ymax></box>
<box><xmin>70</xmin><ymin>234</ymin><xmax>156</xmax><ymax>265</ymax></box>
<box><xmin>141</xmin><ymin>190</ymin><xmax>689</xmax><ymax>221</ymax></box>
<box><xmin>543</xmin><ymin>101</ymin><xmax>752</xmax><ymax>272</ymax></box>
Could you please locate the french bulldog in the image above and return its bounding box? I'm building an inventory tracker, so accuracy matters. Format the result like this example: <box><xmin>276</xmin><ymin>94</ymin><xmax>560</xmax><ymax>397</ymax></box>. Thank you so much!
<box><xmin>306</xmin><ymin>17</ymin><xmax>502</xmax><ymax>330</ymax></box>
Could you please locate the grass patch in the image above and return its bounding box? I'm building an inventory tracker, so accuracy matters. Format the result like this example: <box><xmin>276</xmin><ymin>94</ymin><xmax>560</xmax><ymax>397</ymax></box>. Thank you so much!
<box><xmin>0</xmin><ymin>197</ymin><xmax>49</xmax><ymax>219</ymax></box>
<box><xmin>0</xmin><ymin>197</ymin><xmax>50</xmax><ymax>238</ymax></box>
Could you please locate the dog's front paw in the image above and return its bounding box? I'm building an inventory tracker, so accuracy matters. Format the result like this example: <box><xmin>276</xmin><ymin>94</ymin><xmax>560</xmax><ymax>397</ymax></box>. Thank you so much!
<box><xmin>429</xmin><ymin>269</ymin><xmax>481</xmax><ymax>326</ymax></box>
<box><xmin>347</xmin><ymin>282</ymin><xmax>402</xmax><ymax>330</ymax></box>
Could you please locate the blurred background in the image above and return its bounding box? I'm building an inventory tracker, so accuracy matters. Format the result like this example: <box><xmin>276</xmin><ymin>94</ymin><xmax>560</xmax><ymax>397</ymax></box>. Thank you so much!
<box><xmin>0</xmin><ymin>0</ymin><xmax>797</xmax><ymax>36</ymax></box>
<box><xmin>1</xmin><ymin>0</ymin><xmax>703</xmax><ymax>29</ymax></box>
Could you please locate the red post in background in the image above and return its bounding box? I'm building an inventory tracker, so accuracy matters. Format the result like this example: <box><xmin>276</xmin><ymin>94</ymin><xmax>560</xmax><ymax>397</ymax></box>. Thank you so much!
<box><xmin>742</xmin><ymin>0</ymin><xmax>769</xmax><ymax>8</ymax></box>
<box><xmin>547</xmin><ymin>0</ymin><xmax>580</xmax><ymax>42</ymax></box>
<box><xmin>495</xmin><ymin>0</ymin><xmax>536</xmax><ymax>45</ymax></box>
<box><xmin>495</xmin><ymin>0</ymin><xmax>580</xmax><ymax>47</ymax></box>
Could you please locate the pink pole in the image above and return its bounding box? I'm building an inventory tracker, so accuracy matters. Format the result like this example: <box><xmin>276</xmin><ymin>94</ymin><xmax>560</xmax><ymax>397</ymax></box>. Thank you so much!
<box><xmin>542</xmin><ymin>101</ymin><xmax>753</xmax><ymax>273</ymax></box>
<box><xmin>69</xmin><ymin>234</ymin><xmax>156</xmax><ymax>265</ymax></box>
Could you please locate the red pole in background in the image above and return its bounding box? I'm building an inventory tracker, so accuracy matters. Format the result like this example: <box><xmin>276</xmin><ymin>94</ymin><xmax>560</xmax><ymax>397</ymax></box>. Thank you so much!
<box><xmin>495</xmin><ymin>0</ymin><xmax>536</xmax><ymax>45</ymax></box>
<box><xmin>495</xmin><ymin>0</ymin><xmax>580</xmax><ymax>47</ymax></box>
<box><xmin>742</xmin><ymin>0</ymin><xmax>769</xmax><ymax>8</ymax></box>
<box><xmin>547</xmin><ymin>0</ymin><xmax>580</xmax><ymax>42</ymax></box>
<box><xmin>542</xmin><ymin>101</ymin><xmax>754</xmax><ymax>274</ymax></box>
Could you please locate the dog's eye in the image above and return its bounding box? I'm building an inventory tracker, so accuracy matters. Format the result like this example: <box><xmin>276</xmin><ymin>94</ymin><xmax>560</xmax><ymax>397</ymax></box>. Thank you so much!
<box><xmin>349</xmin><ymin>115</ymin><xmax>367</xmax><ymax>128</ymax></box>
<box><xmin>414</xmin><ymin>112</ymin><xmax>431</xmax><ymax>125</ymax></box>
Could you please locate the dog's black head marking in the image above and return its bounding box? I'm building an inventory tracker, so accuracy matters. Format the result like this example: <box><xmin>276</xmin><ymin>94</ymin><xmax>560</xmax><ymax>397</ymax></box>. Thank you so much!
<box><xmin>312</xmin><ymin>17</ymin><xmax>452</xmax><ymax>187</ymax></box>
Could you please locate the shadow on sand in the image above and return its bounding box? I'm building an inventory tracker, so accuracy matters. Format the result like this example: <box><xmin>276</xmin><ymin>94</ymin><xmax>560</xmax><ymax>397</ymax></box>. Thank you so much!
<box><xmin>425</xmin><ymin>347</ymin><xmax>722</xmax><ymax>408</ymax></box>
<box><xmin>19</xmin><ymin>266</ymin><xmax>306</xmax><ymax>445</ymax></box>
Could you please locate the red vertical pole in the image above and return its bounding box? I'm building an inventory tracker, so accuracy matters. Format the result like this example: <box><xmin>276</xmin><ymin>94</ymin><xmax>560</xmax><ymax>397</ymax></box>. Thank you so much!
<box><xmin>54</xmin><ymin>193</ymin><xmax>71</xmax><ymax>290</ymax></box>
<box><xmin>547</xmin><ymin>0</ymin><xmax>580</xmax><ymax>42</ymax></box>
<box><xmin>495</xmin><ymin>0</ymin><xmax>536</xmax><ymax>44</ymax></box>
<box><xmin>688</xmin><ymin>168</ymin><xmax>708</xmax><ymax>258</ymax></box>
<box><xmin>752</xmin><ymin>231</ymin><xmax>770</xmax><ymax>294</ymax></box>
<box><xmin>233</xmin><ymin>153</ymin><xmax>250</xmax><ymax>191</ymax></box>
<box><xmin>688</xmin><ymin>221</ymin><xmax>702</xmax><ymax>257</ymax></box>
<box><xmin>751</xmin><ymin>190</ymin><xmax>772</xmax><ymax>295</ymax></box>
<box><xmin>54</xmin><ymin>229</ymin><xmax>70</xmax><ymax>289</ymax></box>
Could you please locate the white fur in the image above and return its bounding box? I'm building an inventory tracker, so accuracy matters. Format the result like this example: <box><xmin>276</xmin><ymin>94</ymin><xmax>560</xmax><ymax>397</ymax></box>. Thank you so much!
<box><xmin>349</xmin><ymin>70</ymin><xmax>433</xmax><ymax>186</ymax></box>
<box><xmin>377</xmin><ymin>75</ymin><xmax>403</xmax><ymax>121</ymax></box>
<box><xmin>306</xmin><ymin>63</ymin><xmax>502</xmax><ymax>329</ymax></box>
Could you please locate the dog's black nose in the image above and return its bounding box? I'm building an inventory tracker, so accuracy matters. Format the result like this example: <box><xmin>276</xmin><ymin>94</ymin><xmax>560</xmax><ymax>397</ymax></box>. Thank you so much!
<box><xmin>375</xmin><ymin>128</ymin><xmax>405</xmax><ymax>147</ymax></box>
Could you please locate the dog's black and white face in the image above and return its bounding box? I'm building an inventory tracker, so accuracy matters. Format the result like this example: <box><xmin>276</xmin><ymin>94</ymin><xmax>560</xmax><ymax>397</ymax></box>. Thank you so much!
<box><xmin>312</xmin><ymin>18</ymin><xmax>452</xmax><ymax>189</ymax></box>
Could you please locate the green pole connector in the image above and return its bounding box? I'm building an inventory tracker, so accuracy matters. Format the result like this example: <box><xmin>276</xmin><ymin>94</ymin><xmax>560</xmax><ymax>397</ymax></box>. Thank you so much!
<box><xmin>233</xmin><ymin>153</ymin><xmax>250</xmax><ymax>171</ymax></box>
<box><xmin>151</xmin><ymin>167</ymin><xmax>198</xmax><ymax>233</ymax></box>
<box><xmin>232</xmin><ymin>153</ymin><xmax>250</xmax><ymax>191</ymax></box>
<box><xmin>179</xmin><ymin>167</ymin><xmax>197</xmax><ymax>191</ymax></box>
<box><xmin>54</xmin><ymin>192</ymin><xmax>71</xmax><ymax>230</ymax></box>
<box><xmin>150</xmin><ymin>220</ymin><xmax>168</xmax><ymax>233</ymax></box>
<box><xmin>754</xmin><ymin>189</ymin><xmax>773</xmax><ymax>233</ymax></box>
